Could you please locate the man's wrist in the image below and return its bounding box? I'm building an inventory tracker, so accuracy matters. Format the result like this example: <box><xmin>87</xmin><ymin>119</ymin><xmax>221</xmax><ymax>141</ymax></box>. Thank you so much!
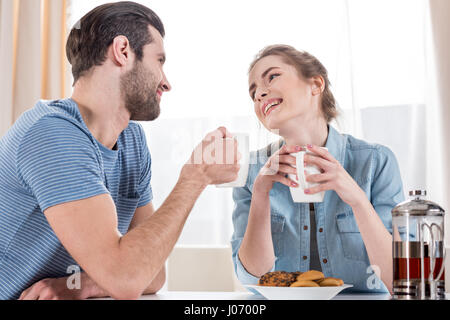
<box><xmin>180</xmin><ymin>164</ymin><xmax>209</xmax><ymax>189</ymax></box>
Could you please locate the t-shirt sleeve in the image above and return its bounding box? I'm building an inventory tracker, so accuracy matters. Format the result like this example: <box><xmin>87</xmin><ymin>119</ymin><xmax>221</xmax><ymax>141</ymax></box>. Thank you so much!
<box><xmin>16</xmin><ymin>116</ymin><xmax>109</xmax><ymax>212</ymax></box>
<box><xmin>136</xmin><ymin>124</ymin><xmax>153</xmax><ymax>208</ymax></box>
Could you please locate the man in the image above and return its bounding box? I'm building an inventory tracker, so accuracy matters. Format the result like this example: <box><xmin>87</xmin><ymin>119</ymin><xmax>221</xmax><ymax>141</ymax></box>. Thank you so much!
<box><xmin>0</xmin><ymin>1</ymin><xmax>239</xmax><ymax>300</ymax></box>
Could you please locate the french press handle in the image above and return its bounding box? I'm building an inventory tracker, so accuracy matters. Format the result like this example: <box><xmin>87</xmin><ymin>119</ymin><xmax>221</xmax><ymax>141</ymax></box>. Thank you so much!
<box><xmin>420</xmin><ymin>223</ymin><xmax>445</xmax><ymax>299</ymax></box>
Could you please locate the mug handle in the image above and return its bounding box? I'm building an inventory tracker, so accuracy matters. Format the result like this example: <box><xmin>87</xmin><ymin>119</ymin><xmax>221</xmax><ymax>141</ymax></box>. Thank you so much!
<box><xmin>296</xmin><ymin>152</ymin><xmax>308</xmax><ymax>189</ymax></box>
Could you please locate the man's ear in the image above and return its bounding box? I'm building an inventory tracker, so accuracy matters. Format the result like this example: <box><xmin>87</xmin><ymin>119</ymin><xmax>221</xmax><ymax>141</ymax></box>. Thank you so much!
<box><xmin>311</xmin><ymin>76</ymin><xmax>325</xmax><ymax>96</ymax></box>
<box><xmin>110</xmin><ymin>35</ymin><xmax>132</xmax><ymax>67</ymax></box>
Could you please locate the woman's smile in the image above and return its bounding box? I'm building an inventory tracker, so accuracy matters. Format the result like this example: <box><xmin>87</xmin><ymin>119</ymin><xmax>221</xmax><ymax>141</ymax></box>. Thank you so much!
<box><xmin>262</xmin><ymin>98</ymin><xmax>283</xmax><ymax>117</ymax></box>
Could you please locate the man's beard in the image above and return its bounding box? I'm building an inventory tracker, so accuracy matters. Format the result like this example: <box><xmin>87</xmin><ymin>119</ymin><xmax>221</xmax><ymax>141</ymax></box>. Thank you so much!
<box><xmin>120</xmin><ymin>60</ymin><xmax>160</xmax><ymax>121</ymax></box>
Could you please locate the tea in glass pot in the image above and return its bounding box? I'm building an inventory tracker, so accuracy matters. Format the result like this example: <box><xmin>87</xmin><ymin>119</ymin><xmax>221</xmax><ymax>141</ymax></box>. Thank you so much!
<box><xmin>392</xmin><ymin>190</ymin><xmax>445</xmax><ymax>299</ymax></box>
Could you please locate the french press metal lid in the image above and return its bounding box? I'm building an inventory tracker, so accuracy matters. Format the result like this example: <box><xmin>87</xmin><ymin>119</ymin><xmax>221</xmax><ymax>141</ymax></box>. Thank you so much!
<box><xmin>392</xmin><ymin>190</ymin><xmax>445</xmax><ymax>217</ymax></box>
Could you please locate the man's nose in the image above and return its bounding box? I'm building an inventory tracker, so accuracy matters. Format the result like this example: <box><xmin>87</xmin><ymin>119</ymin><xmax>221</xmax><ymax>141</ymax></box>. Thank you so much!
<box><xmin>161</xmin><ymin>74</ymin><xmax>172</xmax><ymax>92</ymax></box>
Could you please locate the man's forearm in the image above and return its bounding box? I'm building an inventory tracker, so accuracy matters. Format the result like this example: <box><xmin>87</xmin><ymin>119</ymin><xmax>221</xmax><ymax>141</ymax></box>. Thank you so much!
<box><xmin>40</xmin><ymin>128</ymin><xmax>237</xmax><ymax>300</ymax></box>
<box><xmin>80</xmin><ymin>272</ymin><xmax>109</xmax><ymax>299</ymax></box>
<box><xmin>143</xmin><ymin>266</ymin><xmax>166</xmax><ymax>294</ymax></box>
<box><xmin>113</xmin><ymin>166</ymin><xmax>207</xmax><ymax>297</ymax></box>
<box><xmin>82</xmin><ymin>266</ymin><xmax>166</xmax><ymax>299</ymax></box>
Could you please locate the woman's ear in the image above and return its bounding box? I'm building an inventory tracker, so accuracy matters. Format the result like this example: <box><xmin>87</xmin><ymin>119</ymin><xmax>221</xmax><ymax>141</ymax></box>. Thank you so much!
<box><xmin>311</xmin><ymin>76</ymin><xmax>325</xmax><ymax>96</ymax></box>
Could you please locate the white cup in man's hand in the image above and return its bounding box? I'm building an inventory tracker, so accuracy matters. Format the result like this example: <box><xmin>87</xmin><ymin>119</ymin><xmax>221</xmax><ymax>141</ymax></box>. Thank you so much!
<box><xmin>216</xmin><ymin>133</ymin><xmax>250</xmax><ymax>188</ymax></box>
<box><xmin>186</xmin><ymin>127</ymin><xmax>240</xmax><ymax>185</ymax></box>
<box><xmin>288</xmin><ymin>148</ymin><xmax>327</xmax><ymax>203</ymax></box>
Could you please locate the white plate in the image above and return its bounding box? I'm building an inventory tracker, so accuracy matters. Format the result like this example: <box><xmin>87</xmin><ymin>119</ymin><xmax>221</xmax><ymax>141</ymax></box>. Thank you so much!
<box><xmin>246</xmin><ymin>284</ymin><xmax>353</xmax><ymax>300</ymax></box>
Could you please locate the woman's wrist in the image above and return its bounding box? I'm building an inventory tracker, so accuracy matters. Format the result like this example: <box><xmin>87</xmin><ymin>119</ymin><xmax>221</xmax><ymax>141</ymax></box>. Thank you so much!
<box><xmin>251</xmin><ymin>184</ymin><xmax>272</xmax><ymax>209</ymax></box>
<box><xmin>349</xmin><ymin>190</ymin><xmax>371</xmax><ymax>212</ymax></box>
<box><xmin>252</xmin><ymin>175</ymin><xmax>272</xmax><ymax>195</ymax></box>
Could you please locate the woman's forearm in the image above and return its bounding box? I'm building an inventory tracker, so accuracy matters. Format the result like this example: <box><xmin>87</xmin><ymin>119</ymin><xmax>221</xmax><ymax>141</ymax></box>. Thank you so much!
<box><xmin>238</xmin><ymin>190</ymin><xmax>276</xmax><ymax>277</ymax></box>
<box><xmin>351</xmin><ymin>197</ymin><xmax>393</xmax><ymax>293</ymax></box>
<box><xmin>237</xmin><ymin>146</ymin><xmax>300</xmax><ymax>278</ymax></box>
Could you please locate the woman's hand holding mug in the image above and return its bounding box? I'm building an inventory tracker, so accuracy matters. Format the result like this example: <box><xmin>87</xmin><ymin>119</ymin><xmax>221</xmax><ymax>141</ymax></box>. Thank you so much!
<box><xmin>303</xmin><ymin>144</ymin><xmax>366</xmax><ymax>208</ymax></box>
<box><xmin>253</xmin><ymin>145</ymin><xmax>302</xmax><ymax>195</ymax></box>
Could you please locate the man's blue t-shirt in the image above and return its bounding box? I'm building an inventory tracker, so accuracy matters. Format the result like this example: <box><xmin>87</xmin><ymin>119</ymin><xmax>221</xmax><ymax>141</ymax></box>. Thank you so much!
<box><xmin>0</xmin><ymin>98</ymin><xmax>153</xmax><ymax>299</ymax></box>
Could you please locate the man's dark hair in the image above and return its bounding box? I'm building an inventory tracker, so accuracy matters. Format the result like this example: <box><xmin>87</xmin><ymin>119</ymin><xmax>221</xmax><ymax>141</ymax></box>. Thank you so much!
<box><xmin>66</xmin><ymin>1</ymin><xmax>165</xmax><ymax>84</ymax></box>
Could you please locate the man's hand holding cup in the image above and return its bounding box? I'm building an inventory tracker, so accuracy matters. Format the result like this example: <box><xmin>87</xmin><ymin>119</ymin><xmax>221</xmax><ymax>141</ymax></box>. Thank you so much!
<box><xmin>182</xmin><ymin>127</ymin><xmax>242</xmax><ymax>187</ymax></box>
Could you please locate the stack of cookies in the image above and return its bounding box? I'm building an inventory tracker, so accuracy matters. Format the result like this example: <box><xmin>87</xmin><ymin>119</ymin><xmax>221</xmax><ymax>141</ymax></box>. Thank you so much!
<box><xmin>258</xmin><ymin>270</ymin><xmax>344</xmax><ymax>287</ymax></box>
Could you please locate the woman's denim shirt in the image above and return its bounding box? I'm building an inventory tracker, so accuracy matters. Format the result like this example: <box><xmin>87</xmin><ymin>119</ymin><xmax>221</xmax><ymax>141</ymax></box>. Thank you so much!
<box><xmin>231</xmin><ymin>126</ymin><xmax>405</xmax><ymax>293</ymax></box>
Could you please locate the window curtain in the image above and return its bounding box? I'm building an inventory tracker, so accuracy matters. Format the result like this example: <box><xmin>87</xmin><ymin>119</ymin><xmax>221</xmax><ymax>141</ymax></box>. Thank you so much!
<box><xmin>0</xmin><ymin>0</ymin><xmax>71</xmax><ymax>137</ymax></box>
<box><xmin>426</xmin><ymin>0</ymin><xmax>450</xmax><ymax>246</ymax></box>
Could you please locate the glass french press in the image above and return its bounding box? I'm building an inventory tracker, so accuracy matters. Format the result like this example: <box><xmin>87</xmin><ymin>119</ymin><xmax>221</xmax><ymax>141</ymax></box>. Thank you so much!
<box><xmin>392</xmin><ymin>190</ymin><xmax>445</xmax><ymax>299</ymax></box>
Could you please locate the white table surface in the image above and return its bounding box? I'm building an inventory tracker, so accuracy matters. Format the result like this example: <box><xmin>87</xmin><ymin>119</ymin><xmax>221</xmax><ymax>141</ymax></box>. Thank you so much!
<box><xmin>93</xmin><ymin>290</ymin><xmax>392</xmax><ymax>300</ymax></box>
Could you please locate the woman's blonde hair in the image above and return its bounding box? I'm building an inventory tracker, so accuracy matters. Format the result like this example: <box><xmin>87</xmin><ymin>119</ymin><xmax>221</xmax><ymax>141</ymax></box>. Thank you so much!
<box><xmin>249</xmin><ymin>44</ymin><xmax>339</xmax><ymax>123</ymax></box>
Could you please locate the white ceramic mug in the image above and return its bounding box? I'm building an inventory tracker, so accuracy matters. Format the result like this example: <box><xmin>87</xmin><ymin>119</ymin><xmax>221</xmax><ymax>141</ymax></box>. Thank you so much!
<box><xmin>288</xmin><ymin>148</ymin><xmax>328</xmax><ymax>203</ymax></box>
<box><xmin>216</xmin><ymin>133</ymin><xmax>250</xmax><ymax>188</ymax></box>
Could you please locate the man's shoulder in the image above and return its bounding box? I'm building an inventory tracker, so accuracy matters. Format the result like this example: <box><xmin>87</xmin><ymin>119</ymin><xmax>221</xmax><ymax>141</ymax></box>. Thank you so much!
<box><xmin>15</xmin><ymin>102</ymin><xmax>97</xmax><ymax>159</ymax></box>
<box><xmin>2</xmin><ymin>100</ymin><xmax>90</xmax><ymax>155</ymax></box>
<box><xmin>24</xmin><ymin>113</ymin><xmax>91</xmax><ymax>144</ymax></box>
<box><xmin>15</xmin><ymin>99</ymin><xmax>85</xmax><ymax>135</ymax></box>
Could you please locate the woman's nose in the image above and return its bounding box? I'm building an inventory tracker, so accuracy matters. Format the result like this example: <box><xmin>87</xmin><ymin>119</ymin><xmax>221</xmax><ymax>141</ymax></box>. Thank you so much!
<box><xmin>255</xmin><ymin>85</ymin><xmax>268</xmax><ymax>99</ymax></box>
<box><xmin>256</xmin><ymin>91</ymin><xmax>268</xmax><ymax>102</ymax></box>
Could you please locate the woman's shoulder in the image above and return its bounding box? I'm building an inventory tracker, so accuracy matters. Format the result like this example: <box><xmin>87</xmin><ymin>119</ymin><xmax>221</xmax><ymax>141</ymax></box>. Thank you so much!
<box><xmin>340</xmin><ymin>133</ymin><xmax>400</xmax><ymax>184</ymax></box>
<box><xmin>343</xmin><ymin>133</ymin><xmax>396</xmax><ymax>161</ymax></box>
<box><xmin>332</xmin><ymin>131</ymin><xmax>401</xmax><ymax>188</ymax></box>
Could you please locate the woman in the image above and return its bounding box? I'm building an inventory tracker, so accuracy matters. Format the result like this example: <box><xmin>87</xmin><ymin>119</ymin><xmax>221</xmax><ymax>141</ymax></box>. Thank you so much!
<box><xmin>231</xmin><ymin>45</ymin><xmax>404</xmax><ymax>293</ymax></box>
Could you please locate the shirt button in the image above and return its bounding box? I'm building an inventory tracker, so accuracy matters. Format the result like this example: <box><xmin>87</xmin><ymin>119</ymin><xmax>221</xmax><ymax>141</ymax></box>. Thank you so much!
<box><xmin>303</xmin><ymin>226</ymin><xmax>308</xmax><ymax>230</ymax></box>
<box><xmin>323</xmin><ymin>259</ymin><xmax>328</xmax><ymax>264</ymax></box>
<box><xmin>319</xmin><ymin>228</ymin><xmax>324</xmax><ymax>233</ymax></box>
<box><xmin>303</xmin><ymin>256</ymin><xmax>308</xmax><ymax>260</ymax></box>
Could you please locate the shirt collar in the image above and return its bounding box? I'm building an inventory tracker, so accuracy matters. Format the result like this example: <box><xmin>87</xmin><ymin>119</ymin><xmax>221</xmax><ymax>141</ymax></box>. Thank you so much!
<box><xmin>254</xmin><ymin>125</ymin><xmax>347</xmax><ymax>165</ymax></box>
<box><xmin>324</xmin><ymin>125</ymin><xmax>347</xmax><ymax>166</ymax></box>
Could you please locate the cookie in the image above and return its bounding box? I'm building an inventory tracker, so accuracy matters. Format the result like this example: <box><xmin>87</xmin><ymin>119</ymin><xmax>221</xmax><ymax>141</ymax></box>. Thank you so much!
<box><xmin>290</xmin><ymin>280</ymin><xmax>320</xmax><ymax>287</ymax></box>
<box><xmin>258</xmin><ymin>271</ymin><xmax>298</xmax><ymax>287</ymax></box>
<box><xmin>296</xmin><ymin>270</ymin><xmax>325</xmax><ymax>282</ymax></box>
<box><xmin>318</xmin><ymin>277</ymin><xmax>344</xmax><ymax>287</ymax></box>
